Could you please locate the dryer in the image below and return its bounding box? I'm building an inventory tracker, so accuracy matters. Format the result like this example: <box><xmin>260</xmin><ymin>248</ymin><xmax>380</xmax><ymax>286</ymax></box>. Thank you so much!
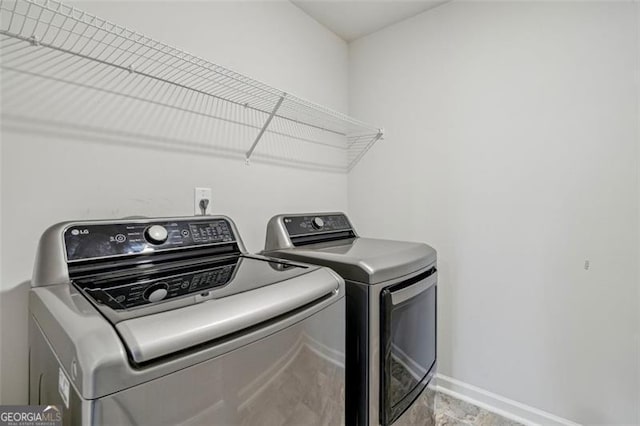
<box><xmin>263</xmin><ymin>212</ymin><xmax>437</xmax><ymax>426</ymax></box>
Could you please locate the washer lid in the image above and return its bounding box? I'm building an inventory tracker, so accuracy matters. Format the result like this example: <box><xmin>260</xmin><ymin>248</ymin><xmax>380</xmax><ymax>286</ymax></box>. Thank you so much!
<box><xmin>265</xmin><ymin>237</ymin><xmax>436</xmax><ymax>284</ymax></box>
<box><xmin>116</xmin><ymin>265</ymin><xmax>341</xmax><ymax>364</ymax></box>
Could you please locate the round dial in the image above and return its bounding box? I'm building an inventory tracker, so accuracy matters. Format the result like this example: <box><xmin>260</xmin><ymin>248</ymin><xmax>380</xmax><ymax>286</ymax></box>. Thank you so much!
<box><xmin>311</xmin><ymin>217</ymin><xmax>324</xmax><ymax>230</ymax></box>
<box><xmin>145</xmin><ymin>225</ymin><xmax>168</xmax><ymax>245</ymax></box>
<box><xmin>143</xmin><ymin>282</ymin><xmax>169</xmax><ymax>303</ymax></box>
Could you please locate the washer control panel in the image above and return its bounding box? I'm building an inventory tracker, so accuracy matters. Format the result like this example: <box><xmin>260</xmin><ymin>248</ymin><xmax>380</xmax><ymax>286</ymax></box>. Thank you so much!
<box><xmin>283</xmin><ymin>214</ymin><xmax>352</xmax><ymax>236</ymax></box>
<box><xmin>64</xmin><ymin>219</ymin><xmax>235</xmax><ymax>262</ymax></box>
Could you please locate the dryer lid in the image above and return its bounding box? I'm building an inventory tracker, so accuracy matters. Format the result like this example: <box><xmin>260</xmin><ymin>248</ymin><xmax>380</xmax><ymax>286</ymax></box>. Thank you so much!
<box><xmin>265</xmin><ymin>237</ymin><xmax>436</xmax><ymax>284</ymax></box>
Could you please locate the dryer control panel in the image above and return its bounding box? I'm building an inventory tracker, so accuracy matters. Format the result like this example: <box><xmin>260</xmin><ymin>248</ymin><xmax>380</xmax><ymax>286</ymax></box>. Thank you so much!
<box><xmin>64</xmin><ymin>218</ymin><xmax>236</xmax><ymax>262</ymax></box>
<box><xmin>275</xmin><ymin>213</ymin><xmax>356</xmax><ymax>247</ymax></box>
<box><xmin>283</xmin><ymin>214</ymin><xmax>352</xmax><ymax>236</ymax></box>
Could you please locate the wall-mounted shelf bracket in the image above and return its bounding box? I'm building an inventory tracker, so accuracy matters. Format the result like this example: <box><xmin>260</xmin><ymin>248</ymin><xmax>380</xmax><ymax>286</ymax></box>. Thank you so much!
<box><xmin>346</xmin><ymin>128</ymin><xmax>384</xmax><ymax>172</ymax></box>
<box><xmin>245</xmin><ymin>94</ymin><xmax>287</xmax><ymax>165</ymax></box>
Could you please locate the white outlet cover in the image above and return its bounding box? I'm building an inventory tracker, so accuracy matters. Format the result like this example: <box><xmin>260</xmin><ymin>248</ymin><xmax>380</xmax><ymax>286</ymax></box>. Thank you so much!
<box><xmin>194</xmin><ymin>187</ymin><xmax>212</xmax><ymax>215</ymax></box>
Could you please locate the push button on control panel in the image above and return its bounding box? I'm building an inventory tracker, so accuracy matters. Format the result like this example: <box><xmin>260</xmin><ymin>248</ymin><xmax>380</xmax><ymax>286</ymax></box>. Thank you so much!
<box><xmin>143</xmin><ymin>282</ymin><xmax>169</xmax><ymax>303</ymax></box>
<box><xmin>145</xmin><ymin>225</ymin><xmax>169</xmax><ymax>245</ymax></box>
<box><xmin>311</xmin><ymin>217</ymin><xmax>324</xmax><ymax>230</ymax></box>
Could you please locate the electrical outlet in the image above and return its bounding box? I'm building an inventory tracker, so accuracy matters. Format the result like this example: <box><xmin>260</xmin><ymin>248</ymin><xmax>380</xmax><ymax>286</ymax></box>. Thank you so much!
<box><xmin>194</xmin><ymin>187</ymin><xmax>212</xmax><ymax>216</ymax></box>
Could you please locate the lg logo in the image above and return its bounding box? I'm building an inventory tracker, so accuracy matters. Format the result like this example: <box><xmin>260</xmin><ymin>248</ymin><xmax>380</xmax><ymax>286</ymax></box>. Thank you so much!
<box><xmin>71</xmin><ymin>229</ymin><xmax>89</xmax><ymax>236</ymax></box>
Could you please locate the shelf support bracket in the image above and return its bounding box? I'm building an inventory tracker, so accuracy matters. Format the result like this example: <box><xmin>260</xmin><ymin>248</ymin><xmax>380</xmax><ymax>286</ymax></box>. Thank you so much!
<box><xmin>245</xmin><ymin>94</ymin><xmax>286</xmax><ymax>165</ymax></box>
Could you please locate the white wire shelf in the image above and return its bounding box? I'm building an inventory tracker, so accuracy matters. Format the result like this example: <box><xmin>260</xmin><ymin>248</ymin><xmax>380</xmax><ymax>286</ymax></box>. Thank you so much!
<box><xmin>0</xmin><ymin>0</ymin><xmax>383</xmax><ymax>172</ymax></box>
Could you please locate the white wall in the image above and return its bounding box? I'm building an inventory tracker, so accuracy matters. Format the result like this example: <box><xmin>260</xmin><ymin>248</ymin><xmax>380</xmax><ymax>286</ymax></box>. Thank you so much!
<box><xmin>348</xmin><ymin>1</ymin><xmax>639</xmax><ymax>424</ymax></box>
<box><xmin>0</xmin><ymin>0</ymin><xmax>349</xmax><ymax>404</ymax></box>
<box><xmin>0</xmin><ymin>64</ymin><xmax>4</xmax><ymax>404</ymax></box>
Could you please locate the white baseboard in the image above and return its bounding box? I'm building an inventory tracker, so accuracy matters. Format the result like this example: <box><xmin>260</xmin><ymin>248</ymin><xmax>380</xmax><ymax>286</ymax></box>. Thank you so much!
<box><xmin>434</xmin><ymin>374</ymin><xmax>580</xmax><ymax>426</ymax></box>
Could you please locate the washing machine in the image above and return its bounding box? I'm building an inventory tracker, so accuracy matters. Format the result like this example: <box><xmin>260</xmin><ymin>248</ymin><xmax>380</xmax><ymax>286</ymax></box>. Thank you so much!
<box><xmin>263</xmin><ymin>212</ymin><xmax>437</xmax><ymax>426</ymax></box>
<box><xmin>29</xmin><ymin>215</ymin><xmax>345</xmax><ymax>425</ymax></box>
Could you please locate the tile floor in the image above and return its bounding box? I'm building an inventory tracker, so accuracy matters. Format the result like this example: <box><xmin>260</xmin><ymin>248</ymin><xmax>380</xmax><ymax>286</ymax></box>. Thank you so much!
<box><xmin>397</xmin><ymin>386</ymin><xmax>523</xmax><ymax>426</ymax></box>
<box><xmin>435</xmin><ymin>392</ymin><xmax>522</xmax><ymax>426</ymax></box>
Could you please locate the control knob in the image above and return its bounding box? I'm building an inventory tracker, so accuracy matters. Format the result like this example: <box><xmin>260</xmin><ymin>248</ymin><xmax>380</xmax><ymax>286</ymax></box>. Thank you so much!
<box><xmin>311</xmin><ymin>217</ymin><xmax>324</xmax><ymax>230</ymax></box>
<box><xmin>145</xmin><ymin>225</ymin><xmax>168</xmax><ymax>245</ymax></box>
<box><xmin>143</xmin><ymin>282</ymin><xmax>169</xmax><ymax>303</ymax></box>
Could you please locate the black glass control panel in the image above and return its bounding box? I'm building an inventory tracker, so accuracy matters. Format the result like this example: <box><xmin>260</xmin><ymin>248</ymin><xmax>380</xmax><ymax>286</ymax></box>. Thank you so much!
<box><xmin>64</xmin><ymin>219</ymin><xmax>235</xmax><ymax>262</ymax></box>
<box><xmin>283</xmin><ymin>214</ymin><xmax>352</xmax><ymax>236</ymax></box>
<box><xmin>78</xmin><ymin>258</ymin><xmax>239</xmax><ymax>310</ymax></box>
